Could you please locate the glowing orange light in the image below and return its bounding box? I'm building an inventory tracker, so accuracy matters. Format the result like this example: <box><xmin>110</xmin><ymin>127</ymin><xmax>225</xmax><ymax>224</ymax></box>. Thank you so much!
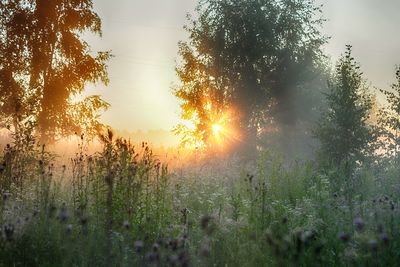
<box><xmin>212</xmin><ymin>123</ymin><xmax>223</xmax><ymax>137</ymax></box>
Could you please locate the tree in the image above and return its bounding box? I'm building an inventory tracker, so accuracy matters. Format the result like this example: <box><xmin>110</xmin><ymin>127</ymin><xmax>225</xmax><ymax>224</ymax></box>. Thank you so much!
<box><xmin>174</xmin><ymin>0</ymin><xmax>328</xmax><ymax>154</ymax></box>
<box><xmin>314</xmin><ymin>46</ymin><xmax>374</xmax><ymax>170</ymax></box>
<box><xmin>0</xmin><ymin>0</ymin><xmax>111</xmax><ymax>142</ymax></box>
<box><xmin>379</xmin><ymin>66</ymin><xmax>400</xmax><ymax>162</ymax></box>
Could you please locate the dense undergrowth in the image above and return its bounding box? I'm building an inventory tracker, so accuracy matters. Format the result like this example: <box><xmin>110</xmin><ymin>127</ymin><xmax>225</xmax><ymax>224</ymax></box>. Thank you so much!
<box><xmin>1</xmin><ymin>128</ymin><xmax>400</xmax><ymax>267</ymax></box>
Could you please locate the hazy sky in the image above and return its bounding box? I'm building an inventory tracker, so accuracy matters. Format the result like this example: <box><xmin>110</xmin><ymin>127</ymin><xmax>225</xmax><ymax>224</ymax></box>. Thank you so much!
<box><xmin>85</xmin><ymin>0</ymin><xmax>400</xmax><ymax>132</ymax></box>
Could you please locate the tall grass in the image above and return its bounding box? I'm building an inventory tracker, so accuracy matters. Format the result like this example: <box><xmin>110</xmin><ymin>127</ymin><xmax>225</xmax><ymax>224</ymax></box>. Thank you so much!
<box><xmin>1</xmin><ymin>127</ymin><xmax>400</xmax><ymax>266</ymax></box>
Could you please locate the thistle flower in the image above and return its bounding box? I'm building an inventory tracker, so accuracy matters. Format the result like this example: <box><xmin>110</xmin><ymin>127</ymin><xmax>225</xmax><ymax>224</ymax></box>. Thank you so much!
<box><xmin>134</xmin><ymin>240</ymin><xmax>144</xmax><ymax>253</ymax></box>
<box><xmin>58</xmin><ymin>203</ymin><xmax>69</xmax><ymax>223</ymax></box>
<box><xmin>122</xmin><ymin>220</ymin><xmax>130</xmax><ymax>230</ymax></box>
<box><xmin>338</xmin><ymin>232</ymin><xmax>350</xmax><ymax>242</ymax></box>
<box><xmin>169</xmin><ymin>238</ymin><xmax>179</xmax><ymax>251</ymax></box>
<box><xmin>33</xmin><ymin>209</ymin><xmax>39</xmax><ymax>217</ymax></box>
<box><xmin>2</xmin><ymin>191</ymin><xmax>10</xmax><ymax>202</ymax></box>
<box><xmin>145</xmin><ymin>252</ymin><xmax>159</xmax><ymax>263</ymax></box>
<box><xmin>152</xmin><ymin>242</ymin><xmax>160</xmax><ymax>252</ymax></box>
<box><xmin>353</xmin><ymin>217</ymin><xmax>364</xmax><ymax>231</ymax></box>
<box><xmin>66</xmin><ymin>224</ymin><xmax>73</xmax><ymax>234</ymax></box>
<box><xmin>379</xmin><ymin>233</ymin><xmax>389</xmax><ymax>245</ymax></box>
<box><xmin>201</xmin><ymin>215</ymin><xmax>211</xmax><ymax>230</ymax></box>
<box><xmin>4</xmin><ymin>224</ymin><xmax>14</xmax><ymax>241</ymax></box>
<box><xmin>79</xmin><ymin>216</ymin><xmax>88</xmax><ymax>226</ymax></box>
<box><xmin>178</xmin><ymin>251</ymin><xmax>190</xmax><ymax>267</ymax></box>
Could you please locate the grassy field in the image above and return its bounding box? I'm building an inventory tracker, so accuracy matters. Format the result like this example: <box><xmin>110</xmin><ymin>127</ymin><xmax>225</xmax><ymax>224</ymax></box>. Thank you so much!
<box><xmin>0</xmin><ymin>130</ymin><xmax>399</xmax><ymax>267</ymax></box>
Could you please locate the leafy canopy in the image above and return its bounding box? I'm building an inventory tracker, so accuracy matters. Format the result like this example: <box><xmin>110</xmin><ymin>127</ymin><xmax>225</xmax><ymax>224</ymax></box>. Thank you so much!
<box><xmin>174</xmin><ymin>0</ymin><xmax>327</xmax><ymax>150</ymax></box>
<box><xmin>0</xmin><ymin>0</ymin><xmax>111</xmax><ymax>142</ymax></box>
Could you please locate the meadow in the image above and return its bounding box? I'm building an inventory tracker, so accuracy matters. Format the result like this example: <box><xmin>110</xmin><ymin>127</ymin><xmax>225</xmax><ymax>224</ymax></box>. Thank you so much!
<box><xmin>0</xmin><ymin>126</ymin><xmax>399</xmax><ymax>267</ymax></box>
<box><xmin>1</xmin><ymin>0</ymin><xmax>400</xmax><ymax>266</ymax></box>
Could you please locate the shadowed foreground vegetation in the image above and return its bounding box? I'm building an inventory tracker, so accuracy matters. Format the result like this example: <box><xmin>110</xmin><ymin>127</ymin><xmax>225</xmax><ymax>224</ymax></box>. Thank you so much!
<box><xmin>1</xmin><ymin>127</ymin><xmax>400</xmax><ymax>267</ymax></box>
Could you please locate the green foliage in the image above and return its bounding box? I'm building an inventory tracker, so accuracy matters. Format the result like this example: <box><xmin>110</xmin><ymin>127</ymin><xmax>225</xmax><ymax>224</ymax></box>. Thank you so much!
<box><xmin>379</xmin><ymin>66</ymin><xmax>400</xmax><ymax>162</ymax></box>
<box><xmin>0</xmin><ymin>0</ymin><xmax>111</xmax><ymax>142</ymax></box>
<box><xmin>174</xmin><ymin>0</ymin><xmax>328</xmax><ymax>150</ymax></box>
<box><xmin>315</xmin><ymin>46</ymin><xmax>375</xmax><ymax>171</ymax></box>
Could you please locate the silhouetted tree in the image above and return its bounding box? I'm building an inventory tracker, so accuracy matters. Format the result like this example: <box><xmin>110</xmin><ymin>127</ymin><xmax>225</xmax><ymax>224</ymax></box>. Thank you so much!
<box><xmin>315</xmin><ymin>46</ymin><xmax>374</xmax><ymax>171</ymax></box>
<box><xmin>174</xmin><ymin>0</ymin><xmax>328</xmax><ymax>154</ymax></box>
<box><xmin>0</xmin><ymin>0</ymin><xmax>110</xmax><ymax>142</ymax></box>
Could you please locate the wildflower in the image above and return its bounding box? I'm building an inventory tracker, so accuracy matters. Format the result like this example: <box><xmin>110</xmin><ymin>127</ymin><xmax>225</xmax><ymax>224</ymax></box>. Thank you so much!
<box><xmin>33</xmin><ymin>209</ymin><xmax>39</xmax><ymax>217</ymax></box>
<box><xmin>4</xmin><ymin>224</ymin><xmax>14</xmax><ymax>241</ymax></box>
<box><xmin>58</xmin><ymin>204</ymin><xmax>69</xmax><ymax>223</ymax></box>
<box><xmin>201</xmin><ymin>215</ymin><xmax>211</xmax><ymax>230</ymax></box>
<box><xmin>201</xmin><ymin>215</ymin><xmax>216</xmax><ymax>235</ymax></box>
<box><xmin>152</xmin><ymin>242</ymin><xmax>160</xmax><ymax>252</ymax></box>
<box><xmin>178</xmin><ymin>251</ymin><xmax>190</xmax><ymax>267</ymax></box>
<box><xmin>66</xmin><ymin>224</ymin><xmax>73</xmax><ymax>234</ymax></box>
<box><xmin>145</xmin><ymin>252</ymin><xmax>159</xmax><ymax>263</ymax></box>
<box><xmin>181</xmin><ymin>208</ymin><xmax>189</xmax><ymax>224</ymax></box>
<box><xmin>122</xmin><ymin>220</ymin><xmax>130</xmax><ymax>230</ymax></box>
<box><xmin>2</xmin><ymin>191</ymin><xmax>10</xmax><ymax>202</ymax></box>
<box><xmin>338</xmin><ymin>232</ymin><xmax>350</xmax><ymax>242</ymax></box>
<box><xmin>379</xmin><ymin>233</ymin><xmax>389</xmax><ymax>245</ymax></box>
<box><xmin>168</xmin><ymin>254</ymin><xmax>179</xmax><ymax>266</ymax></box>
<box><xmin>48</xmin><ymin>204</ymin><xmax>57</xmax><ymax>218</ymax></box>
<box><xmin>134</xmin><ymin>240</ymin><xmax>144</xmax><ymax>253</ymax></box>
<box><xmin>169</xmin><ymin>238</ymin><xmax>179</xmax><ymax>251</ymax></box>
<box><xmin>79</xmin><ymin>216</ymin><xmax>88</xmax><ymax>226</ymax></box>
<box><xmin>353</xmin><ymin>217</ymin><xmax>364</xmax><ymax>231</ymax></box>
<box><xmin>301</xmin><ymin>230</ymin><xmax>315</xmax><ymax>244</ymax></box>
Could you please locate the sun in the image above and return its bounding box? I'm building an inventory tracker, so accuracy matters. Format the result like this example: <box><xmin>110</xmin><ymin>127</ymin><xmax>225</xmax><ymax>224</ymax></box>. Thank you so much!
<box><xmin>212</xmin><ymin>123</ymin><xmax>223</xmax><ymax>137</ymax></box>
